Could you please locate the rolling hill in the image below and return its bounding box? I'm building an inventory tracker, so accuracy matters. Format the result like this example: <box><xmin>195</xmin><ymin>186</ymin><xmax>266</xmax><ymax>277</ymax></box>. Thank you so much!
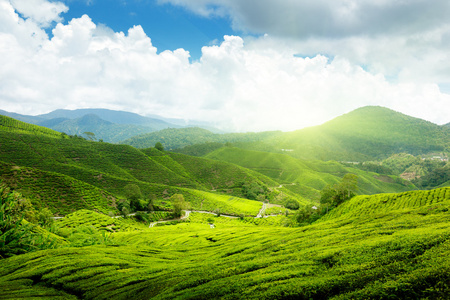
<box><xmin>1</xmin><ymin>187</ymin><xmax>449</xmax><ymax>299</ymax></box>
<box><xmin>0</xmin><ymin>108</ymin><xmax>182</xmax><ymax>143</ymax></box>
<box><xmin>175</xmin><ymin>106</ymin><xmax>450</xmax><ymax>162</ymax></box>
<box><xmin>204</xmin><ymin>147</ymin><xmax>416</xmax><ymax>200</ymax></box>
<box><xmin>1</xmin><ymin>110</ymin><xmax>450</xmax><ymax>299</ymax></box>
<box><xmin>249</xmin><ymin>106</ymin><xmax>450</xmax><ymax>161</ymax></box>
<box><xmin>0</xmin><ymin>115</ymin><xmax>300</xmax><ymax>215</ymax></box>
<box><xmin>121</xmin><ymin>127</ymin><xmax>282</xmax><ymax>150</ymax></box>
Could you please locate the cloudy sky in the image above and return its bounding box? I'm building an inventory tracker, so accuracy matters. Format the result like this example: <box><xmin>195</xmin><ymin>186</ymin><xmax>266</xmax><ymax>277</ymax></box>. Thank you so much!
<box><xmin>1</xmin><ymin>0</ymin><xmax>449</xmax><ymax>131</ymax></box>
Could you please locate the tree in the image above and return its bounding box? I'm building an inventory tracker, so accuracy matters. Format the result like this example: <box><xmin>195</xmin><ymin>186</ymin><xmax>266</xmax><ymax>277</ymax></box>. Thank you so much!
<box><xmin>123</xmin><ymin>184</ymin><xmax>143</xmax><ymax>211</ymax></box>
<box><xmin>117</xmin><ymin>198</ymin><xmax>130</xmax><ymax>216</ymax></box>
<box><xmin>0</xmin><ymin>184</ymin><xmax>56</xmax><ymax>258</ymax></box>
<box><xmin>295</xmin><ymin>205</ymin><xmax>320</xmax><ymax>224</ymax></box>
<box><xmin>340</xmin><ymin>173</ymin><xmax>358</xmax><ymax>199</ymax></box>
<box><xmin>320</xmin><ymin>174</ymin><xmax>359</xmax><ymax>208</ymax></box>
<box><xmin>285</xmin><ymin>200</ymin><xmax>300</xmax><ymax>210</ymax></box>
<box><xmin>171</xmin><ymin>194</ymin><xmax>189</xmax><ymax>217</ymax></box>
<box><xmin>242</xmin><ymin>182</ymin><xmax>266</xmax><ymax>200</ymax></box>
<box><xmin>155</xmin><ymin>142</ymin><xmax>164</xmax><ymax>151</ymax></box>
<box><xmin>83</xmin><ymin>132</ymin><xmax>96</xmax><ymax>141</ymax></box>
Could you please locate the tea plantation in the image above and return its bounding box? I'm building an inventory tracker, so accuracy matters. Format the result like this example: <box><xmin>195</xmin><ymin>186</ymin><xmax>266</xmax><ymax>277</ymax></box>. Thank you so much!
<box><xmin>1</xmin><ymin>114</ymin><xmax>449</xmax><ymax>299</ymax></box>
<box><xmin>1</xmin><ymin>187</ymin><xmax>449</xmax><ymax>299</ymax></box>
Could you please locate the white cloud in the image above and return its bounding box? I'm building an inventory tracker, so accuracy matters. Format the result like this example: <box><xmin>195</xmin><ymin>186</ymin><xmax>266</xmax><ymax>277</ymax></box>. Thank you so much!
<box><xmin>0</xmin><ymin>0</ymin><xmax>449</xmax><ymax>132</ymax></box>
<box><xmin>10</xmin><ymin>0</ymin><xmax>68</xmax><ymax>27</ymax></box>
<box><xmin>159</xmin><ymin>0</ymin><xmax>450</xmax><ymax>88</ymax></box>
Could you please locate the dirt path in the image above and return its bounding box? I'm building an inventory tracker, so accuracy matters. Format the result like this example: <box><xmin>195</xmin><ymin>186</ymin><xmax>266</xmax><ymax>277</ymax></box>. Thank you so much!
<box><xmin>256</xmin><ymin>203</ymin><xmax>267</xmax><ymax>218</ymax></box>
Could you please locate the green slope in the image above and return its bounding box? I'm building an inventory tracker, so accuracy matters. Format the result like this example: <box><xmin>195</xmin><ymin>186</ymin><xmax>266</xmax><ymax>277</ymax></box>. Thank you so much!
<box><xmin>322</xmin><ymin>187</ymin><xmax>450</xmax><ymax>221</ymax></box>
<box><xmin>176</xmin><ymin>106</ymin><xmax>450</xmax><ymax>162</ymax></box>
<box><xmin>0</xmin><ymin>117</ymin><xmax>295</xmax><ymax>215</ymax></box>
<box><xmin>258</xmin><ymin>106</ymin><xmax>450</xmax><ymax>161</ymax></box>
<box><xmin>1</xmin><ymin>187</ymin><xmax>449</xmax><ymax>299</ymax></box>
<box><xmin>0</xmin><ymin>115</ymin><xmax>64</xmax><ymax>139</ymax></box>
<box><xmin>0</xmin><ymin>161</ymin><xmax>116</xmax><ymax>215</ymax></box>
<box><xmin>204</xmin><ymin>147</ymin><xmax>416</xmax><ymax>200</ymax></box>
<box><xmin>121</xmin><ymin>127</ymin><xmax>282</xmax><ymax>150</ymax></box>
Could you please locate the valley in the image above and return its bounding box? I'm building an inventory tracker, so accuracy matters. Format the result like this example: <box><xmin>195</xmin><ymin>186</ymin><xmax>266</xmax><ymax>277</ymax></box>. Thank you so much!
<box><xmin>0</xmin><ymin>106</ymin><xmax>449</xmax><ymax>299</ymax></box>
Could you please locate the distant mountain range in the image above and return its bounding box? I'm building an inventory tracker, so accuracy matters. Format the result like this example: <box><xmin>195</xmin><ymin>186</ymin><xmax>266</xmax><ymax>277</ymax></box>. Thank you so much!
<box><xmin>1</xmin><ymin>106</ymin><xmax>449</xmax><ymax>158</ymax></box>
<box><xmin>169</xmin><ymin>106</ymin><xmax>450</xmax><ymax>161</ymax></box>
<box><xmin>0</xmin><ymin>108</ymin><xmax>218</xmax><ymax>143</ymax></box>
<box><xmin>259</xmin><ymin>106</ymin><xmax>450</xmax><ymax>161</ymax></box>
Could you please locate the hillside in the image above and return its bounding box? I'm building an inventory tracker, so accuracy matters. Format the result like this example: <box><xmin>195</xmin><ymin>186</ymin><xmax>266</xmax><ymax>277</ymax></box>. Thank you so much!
<box><xmin>0</xmin><ymin>117</ymin><xmax>299</xmax><ymax>215</ymax></box>
<box><xmin>46</xmin><ymin>114</ymin><xmax>174</xmax><ymax>143</ymax></box>
<box><xmin>204</xmin><ymin>147</ymin><xmax>416</xmax><ymax>200</ymax></box>
<box><xmin>0</xmin><ymin>115</ymin><xmax>64</xmax><ymax>138</ymax></box>
<box><xmin>121</xmin><ymin>127</ymin><xmax>282</xmax><ymax>150</ymax></box>
<box><xmin>0</xmin><ymin>109</ymin><xmax>182</xmax><ymax>143</ymax></box>
<box><xmin>263</xmin><ymin>106</ymin><xmax>450</xmax><ymax>161</ymax></box>
<box><xmin>176</xmin><ymin>106</ymin><xmax>450</xmax><ymax>162</ymax></box>
<box><xmin>1</xmin><ymin>187</ymin><xmax>449</xmax><ymax>299</ymax></box>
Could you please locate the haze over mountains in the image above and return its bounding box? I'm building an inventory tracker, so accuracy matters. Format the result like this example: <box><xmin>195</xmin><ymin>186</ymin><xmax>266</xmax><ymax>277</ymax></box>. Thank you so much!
<box><xmin>1</xmin><ymin>105</ymin><xmax>450</xmax><ymax>298</ymax></box>
<box><xmin>128</xmin><ymin>106</ymin><xmax>450</xmax><ymax>161</ymax></box>
<box><xmin>0</xmin><ymin>108</ymin><xmax>215</xmax><ymax>143</ymax></box>
<box><xmin>1</xmin><ymin>106</ymin><xmax>448</xmax><ymax>150</ymax></box>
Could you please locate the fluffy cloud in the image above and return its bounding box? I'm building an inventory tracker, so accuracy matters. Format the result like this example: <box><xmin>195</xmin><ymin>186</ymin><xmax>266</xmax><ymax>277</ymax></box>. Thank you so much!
<box><xmin>10</xmin><ymin>0</ymin><xmax>68</xmax><ymax>27</ymax></box>
<box><xmin>0</xmin><ymin>0</ymin><xmax>449</xmax><ymax>132</ymax></box>
<box><xmin>159</xmin><ymin>0</ymin><xmax>450</xmax><ymax>87</ymax></box>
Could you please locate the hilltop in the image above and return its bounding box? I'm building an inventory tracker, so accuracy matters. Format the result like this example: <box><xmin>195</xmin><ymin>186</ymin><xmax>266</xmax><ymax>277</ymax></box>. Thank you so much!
<box><xmin>176</xmin><ymin>106</ymin><xmax>449</xmax><ymax>162</ymax></box>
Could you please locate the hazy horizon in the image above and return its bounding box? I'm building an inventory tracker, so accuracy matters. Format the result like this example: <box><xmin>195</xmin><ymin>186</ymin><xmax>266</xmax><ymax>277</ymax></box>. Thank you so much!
<box><xmin>1</xmin><ymin>0</ymin><xmax>449</xmax><ymax>131</ymax></box>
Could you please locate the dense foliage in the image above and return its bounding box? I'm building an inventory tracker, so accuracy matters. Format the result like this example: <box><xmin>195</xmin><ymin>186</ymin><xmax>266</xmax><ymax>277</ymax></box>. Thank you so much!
<box><xmin>180</xmin><ymin>106</ymin><xmax>450</xmax><ymax>162</ymax></box>
<box><xmin>0</xmin><ymin>185</ymin><xmax>59</xmax><ymax>258</ymax></box>
<box><xmin>0</xmin><ymin>121</ymin><xmax>285</xmax><ymax>216</ymax></box>
<box><xmin>0</xmin><ymin>187</ymin><xmax>449</xmax><ymax>298</ymax></box>
<box><xmin>0</xmin><ymin>109</ymin><xmax>449</xmax><ymax>299</ymax></box>
<box><xmin>203</xmin><ymin>147</ymin><xmax>416</xmax><ymax>201</ymax></box>
<box><xmin>121</xmin><ymin>127</ymin><xmax>282</xmax><ymax>150</ymax></box>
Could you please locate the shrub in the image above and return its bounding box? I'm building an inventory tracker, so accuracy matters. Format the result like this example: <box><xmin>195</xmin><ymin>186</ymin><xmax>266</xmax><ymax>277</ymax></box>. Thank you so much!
<box><xmin>285</xmin><ymin>200</ymin><xmax>300</xmax><ymax>210</ymax></box>
<box><xmin>0</xmin><ymin>184</ymin><xmax>57</xmax><ymax>258</ymax></box>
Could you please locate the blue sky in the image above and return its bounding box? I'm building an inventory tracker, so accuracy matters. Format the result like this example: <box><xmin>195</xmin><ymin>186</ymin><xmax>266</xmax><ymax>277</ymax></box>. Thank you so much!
<box><xmin>1</xmin><ymin>0</ymin><xmax>449</xmax><ymax>131</ymax></box>
<box><xmin>59</xmin><ymin>0</ymin><xmax>238</xmax><ymax>60</ymax></box>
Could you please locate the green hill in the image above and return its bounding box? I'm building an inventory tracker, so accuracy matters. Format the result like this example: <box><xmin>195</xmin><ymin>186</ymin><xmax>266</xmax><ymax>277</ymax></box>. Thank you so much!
<box><xmin>255</xmin><ymin>106</ymin><xmax>450</xmax><ymax>161</ymax></box>
<box><xmin>0</xmin><ymin>161</ymin><xmax>116</xmax><ymax>215</ymax></box>
<box><xmin>0</xmin><ymin>117</ymin><xmax>296</xmax><ymax>215</ymax></box>
<box><xmin>0</xmin><ymin>115</ymin><xmax>64</xmax><ymax>139</ymax></box>
<box><xmin>204</xmin><ymin>147</ymin><xmax>416</xmax><ymax>200</ymax></box>
<box><xmin>121</xmin><ymin>127</ymin><xmax>282</xmax><ymax>150</ymax></box>
<box><xmin>0</xmin><ymin>109</ymin><xmax>182</xmax><ymax>143</ymax></box>
<box><xmin>1</xmin><ymin>187</ymin><xmax>449</xmax><ymax>299</ymax></box>
<box><xmin>175</xmin><ymin>106</ymin><xmax>450</xmax><ymax>162</ymax></box>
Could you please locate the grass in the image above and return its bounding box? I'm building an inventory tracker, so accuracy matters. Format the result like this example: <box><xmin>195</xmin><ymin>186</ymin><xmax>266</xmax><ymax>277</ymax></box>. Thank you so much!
<box><xmin>0</xmin><ymin>126</ymin><xmax>294</xmax><ymax>214</ymax></box>
<box><xmin>182</xmin><ymin>189</ymin><xmax>263</xmax><ymax>216</ymax></box>
<box><xmin>204</xmin><ymin>147</ymin><xmax>416</xmax><ymax>201</ymax></box>
<box><xmin>54</xmin><ymin>210</ymin><xmax>150</xmax><ymax>232</ymax></box>
<box><xmin>1</xmin><ymin>112</ymin><xmax>450</xmax><ymax>299</ymax></box>
<box><xmin>0</xmin><ymin>161</ymin><xmax>116</xmax><ymax>215</ymax></box>
<box><xmin>1</xmin><ymin>187</ymin><xmax>449</xmax><ymax>299</ymax></box>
